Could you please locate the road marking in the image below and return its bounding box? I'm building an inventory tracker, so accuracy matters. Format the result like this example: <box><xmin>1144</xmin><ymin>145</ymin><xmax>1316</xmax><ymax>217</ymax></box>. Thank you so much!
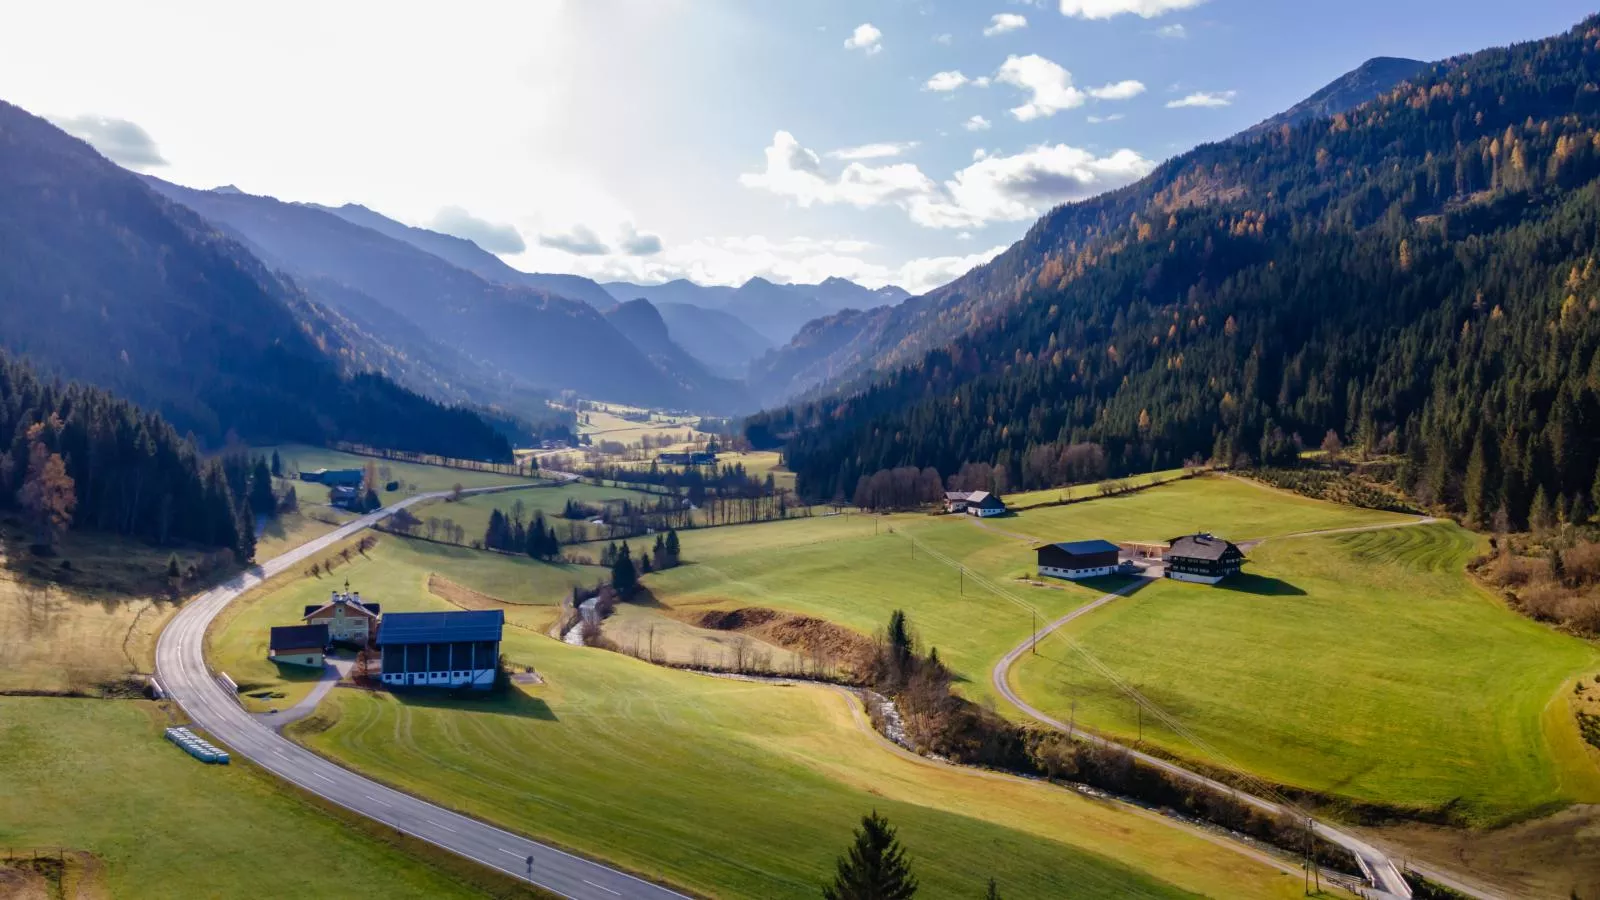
<box><xmin>312</xmin><ymin>770</ymin><xmax>333</xmax><ymax>782</ymax></box>
<box><xmin>583</xmin><ymin>881</ymin><xmax>622</xmax><ymax>895</ymax></box>
<box><xmin>499</xmin><ymin>848</ymin><xmax>523</xmax><ymax>858</ymax></box>
<box><xmin>438</xmin><ymin>823</ymin><xmax>458</xmax><ymax>833</ymax></box>
<box><xmin>365</xmin><ymin>794</ymin><xmax>390</xmax><ymax>807</ymax></box>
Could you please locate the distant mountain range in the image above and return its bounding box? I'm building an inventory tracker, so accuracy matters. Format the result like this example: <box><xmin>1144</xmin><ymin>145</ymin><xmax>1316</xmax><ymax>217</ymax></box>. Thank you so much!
<box><xmin>0</xmin><ymin>99</ymin><xmax>512</xmax><ymax>460</ymax></box>
<box><xmin>605</xmin><ymin>276</ymin><xmax>911</xmax><ymax>346</ymax></box>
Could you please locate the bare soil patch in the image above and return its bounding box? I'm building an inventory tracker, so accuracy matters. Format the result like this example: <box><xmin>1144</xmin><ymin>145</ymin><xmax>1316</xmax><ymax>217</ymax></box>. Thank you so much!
<box><xmin>1375</xmin><ymin>805</ymin><xmax>1600</xmax><ymax>899</ymax></box>
<box><xmin>682</xmin><ymin>605</ymin><xmax>875</xmax><ymax>671</ymax></box>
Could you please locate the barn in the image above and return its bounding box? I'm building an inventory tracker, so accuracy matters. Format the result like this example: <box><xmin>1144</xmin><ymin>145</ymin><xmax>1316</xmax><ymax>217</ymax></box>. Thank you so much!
<box><xmin>1036</xmin><ymin>540</ymin><xmax>1122</xmax><ymax>580</ymax></box>
<box><xmin>947</xmin><ymin>490</ymin><xmax>1008</xmax><ymax>517</ymax></box>
<box><xmin>377</xmin><ymin>610</ymin><xmax>504</xmax><ymax>690</ymax></box>
<box><xmin>268</xmin><ymin>624</ymin><xmax>329</xmax><ymax>668</ymax></box>
<box><xmin>1163</xmin><ymin>533</ymin><xmax>1246</xmax><ymax>584</ymax></box>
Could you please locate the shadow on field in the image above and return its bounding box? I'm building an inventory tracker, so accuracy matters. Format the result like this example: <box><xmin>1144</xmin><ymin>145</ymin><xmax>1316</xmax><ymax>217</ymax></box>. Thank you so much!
<box><xmin>1212</xmin><ymin>573</ymin><xmax>1306</xmax><ymax>596</ymax></box>
<box><xmin>390</xmin><ymin>685</ymin><xmax>558</xmax><ymax>722</ymax></box>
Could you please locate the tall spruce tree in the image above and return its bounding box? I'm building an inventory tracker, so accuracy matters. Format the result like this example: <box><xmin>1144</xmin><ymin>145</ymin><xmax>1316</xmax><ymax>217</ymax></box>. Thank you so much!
<box><xmin>821</xmin><ymin>811</ymin><xmax>918</xmax><ymax>900</ymax></box>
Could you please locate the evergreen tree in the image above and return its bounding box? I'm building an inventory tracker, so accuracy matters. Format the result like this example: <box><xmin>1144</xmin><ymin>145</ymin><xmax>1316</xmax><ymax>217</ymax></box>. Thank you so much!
<box><xmin>984</xmin><ymin>878</ymin><xmax>1001</xmax><ymax>900</ymax></box>
<box><xmin>1464</xmin><ymin>429</ymin><xmax>1492</xmax><ymax>528</ymax></box>
<box><xmin>1531</xmin><ymin>486</ymin><xmax>1555</xmax><ymax>533</ymax></box>
<box><xmin>250</xmin><ymin>457</ymin><xmax>277</xmax><ymax>518</ymax></box>
<box><xmin>611</xmin><ymin>543</ymin><xmax>639</xmax><ymax>599</ymax></box>
<box><xmin>821</xmin><ymin>811</ymin><xmax>918</xmax><ymax>900</ymax></box>
<box><xmin>270</xmin><ymin>450</ymin><xmax>282</xmax><ymax>478</ymax></box>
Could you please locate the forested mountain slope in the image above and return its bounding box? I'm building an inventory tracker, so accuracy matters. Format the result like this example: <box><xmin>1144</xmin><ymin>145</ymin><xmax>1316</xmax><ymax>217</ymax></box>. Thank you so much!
<box><xmin>602</xmin><ymin>299</ymin><xmax>752</xmax><ymax>409</ymax></box>
<box><xmin>0</xmin><ymin>100</ymin><xmax>510</xmax><ymax>461</ymax></box>
<box><xmin>754</xmin><ymin>16</ymin><xmax>1600</xmax><ymax>532</ymax></box>
<box><xmin>746</xmin><ymin>60</ymin><xmax>1434</xmax><ymax>408</ymax></box>
<box><xmin>144</xmin><ymin>180</ymin><xmax>726</xmax><ymax>411</ymax></box>
<box><xmin>654</xmin><ymin>302</ymin><xmax>773</xmax><ymax>378</ymax></box>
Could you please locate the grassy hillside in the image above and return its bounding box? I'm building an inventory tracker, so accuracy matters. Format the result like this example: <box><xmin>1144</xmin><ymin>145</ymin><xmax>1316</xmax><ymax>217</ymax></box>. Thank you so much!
<box><xmin>283</xmin><ymin>557</ymin><xmax>1308</xmax><ymax>899</ymax></box>
<box><xmin>1010</xmin><ymin>522</ymin><xmax>1600</xmax><ymax>825</ymax></box>
<box><xmin>0</xmin><ymin>698</ymin><xmax>536</xmax><ymax>899</ymax></box>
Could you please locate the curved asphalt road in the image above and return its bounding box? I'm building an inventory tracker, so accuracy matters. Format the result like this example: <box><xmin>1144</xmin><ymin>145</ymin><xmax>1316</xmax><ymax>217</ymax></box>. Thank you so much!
<box><xmin>156</xmin><ymin>480</ymin><xmax>690</xmax><ymax>900</ymax></box>
<box><xmin>992</xmin><ymin>572</ymin><xmax>1433</xmax><ymax>900</ymax></box>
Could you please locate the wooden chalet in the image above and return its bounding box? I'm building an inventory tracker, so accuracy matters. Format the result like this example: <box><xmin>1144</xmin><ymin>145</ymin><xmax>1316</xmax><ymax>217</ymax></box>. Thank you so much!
<box><xmin>945</xmin><ymin>490</ymin><xmax>1008</xmax><ymax>517</ymax></box>
<box><xmin>1162</xmin><ymin>533</ymin><xmax>1245</xmax><ymax>584</ymax></box>
<box><xmin>1036</xmin><ymin>539</ymin><xmax>1122</xmax><ymax>580</ymax></box>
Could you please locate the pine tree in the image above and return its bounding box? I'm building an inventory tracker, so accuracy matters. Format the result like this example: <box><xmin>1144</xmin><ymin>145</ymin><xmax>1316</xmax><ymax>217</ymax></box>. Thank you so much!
<box><xmin>984</xmin><ymin>878</ymin><xmax>1001</xmax><ymax>900</ymax></box>
<box><xmin>1463</xmin><ymin>429</ymin><xmax>1491</xmax><ymax>528</ymax></box>
<box><xmin>1531</xmin><ymin>486</ymin><xmax>1554</xmax><ymax>534</ymax></box>
<box><xmin>250</xmin><ymin>457</ymin><xmax>276</xmax><ymax>518</ymax></box>
<box><xmin>611</xmin><ymin>543</ymin><xmax>639</xmax><ymax>599</ymax></box>
<box><xmin>821</xmin><ymin>811</ymin><xmax>918</xmax><ymax>900</ymax></box>
<box><xmin>270</xmin><ymin>450</ymin><xmax>282</xmax><ymax>478</ymax></box>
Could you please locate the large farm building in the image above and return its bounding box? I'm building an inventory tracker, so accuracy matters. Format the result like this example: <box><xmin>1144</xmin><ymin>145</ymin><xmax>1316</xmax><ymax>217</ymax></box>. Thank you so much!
<box><xmin>1162</xmin><ymin>534</ymin><xmax>1245</xmax><ymax>584</ymax></box>
<box><xmin>377</xmin><ymin>610</ymin><xmax>505</xmax><ymax>690</ymax></box>
<box><xmin>1036</xmin><ymin>540</ymin><xmax>1123</xmax><ymax>580</ymax></box>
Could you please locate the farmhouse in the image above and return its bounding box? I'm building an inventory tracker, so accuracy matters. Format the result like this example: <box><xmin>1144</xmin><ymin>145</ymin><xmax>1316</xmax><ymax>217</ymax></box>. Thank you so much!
<box><xmin>303</xmin><ymin>589</ymin><xmax>381</xmax><ymax>645</ymax></box>
<box><xmin>377</xmin><ymin>609</ymin><xmax>504</xmax><ymax>690</ymax></box>
<box><xmin>1163</xmin><ymin>533</ymin><xmax>1246</xmax><ymax>584</ymax></box>
<box><xmin>328</xmin><ymin>485</ymin><xmax>361</xmax><ymax>509</ymax></box>
<box><xmin>268</xmin><ymin>624</ymin><xmax>329</xmax><ymax>668</ymax></box>
<box><xmin>300</xmin><ymin>467</ymin><xmax>364</xmax><ymax>487</ymax></box>
<box><xmin>944</xmin><ymin>490</ymin><xmax>1008</xmax><ymax>516</ymax></box>
<box><xmin>1036</xmin><ymin>540</ymin><xmax>1122</xmax><ymax>580</ymax></box>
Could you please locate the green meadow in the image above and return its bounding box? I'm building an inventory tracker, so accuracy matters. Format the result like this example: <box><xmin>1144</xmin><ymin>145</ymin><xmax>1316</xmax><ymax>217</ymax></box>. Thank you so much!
<box><xmin>1009</xmin><ymin>522</ymin><xmax>1600</xmax><ymax>825</ymax></box>
<box><xmin>284</xmin><ymin>546</ymin><xmax>1308</xmax><ymax>899</ymax></box>
<box><xmin>264</xmin><ymin>443</ymin><xmax>546</xmax><ymax>494</ymax></box>
<box><xmin>0</xmin><ymin>698</ymin><xmax>536</xmax><ymax>899</ymax></box>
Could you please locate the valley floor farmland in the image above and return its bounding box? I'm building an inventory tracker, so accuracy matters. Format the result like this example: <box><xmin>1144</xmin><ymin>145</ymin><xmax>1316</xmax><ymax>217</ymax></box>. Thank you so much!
<box><xmin>0</xmin><ymin>698</ymin><xmax>534</xmax><ymax>899</ymax></box>
<box><xmin>285</xmin><ymin>574</ymin><xmax>1312</xmax><ymax>899</ymax></box>
<box><xmin>1009</xmin><ymin>521</ymin><xmax>1600</xmax><ymax>826</ymax></box>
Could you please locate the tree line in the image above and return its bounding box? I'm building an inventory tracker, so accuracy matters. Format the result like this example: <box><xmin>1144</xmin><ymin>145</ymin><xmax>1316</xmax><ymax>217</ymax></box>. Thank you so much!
<box><xmin>0</xmin><ymin>353</ymin><xmax>258</xmax><ymax>560</ymax></box>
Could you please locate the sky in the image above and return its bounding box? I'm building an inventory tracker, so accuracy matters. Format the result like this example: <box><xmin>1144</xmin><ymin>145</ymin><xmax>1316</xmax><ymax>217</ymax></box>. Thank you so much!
<box><xmin>3</xmin><ymin>0</ymin><xmax>1594</xmax><ymax>294</ymax></box>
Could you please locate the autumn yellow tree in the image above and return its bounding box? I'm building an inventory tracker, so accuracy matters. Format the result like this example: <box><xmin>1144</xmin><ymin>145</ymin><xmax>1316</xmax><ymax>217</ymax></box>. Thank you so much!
<box><xmin>17</xmin><ymin>420</ymin><xmax>76</xmax><ymax>551</ymax></box>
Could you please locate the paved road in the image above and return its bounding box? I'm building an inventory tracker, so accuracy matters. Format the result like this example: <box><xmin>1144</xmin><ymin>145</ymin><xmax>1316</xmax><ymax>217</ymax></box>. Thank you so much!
<box><xmin>156</xmin><ymin>480</ymin><xmax>690</xmax><ymax>900</ymax></box>
<box><xmin>992</xmin><ymin>573</ymin><xmax>1423</xmax><ymax>899</ymax></box>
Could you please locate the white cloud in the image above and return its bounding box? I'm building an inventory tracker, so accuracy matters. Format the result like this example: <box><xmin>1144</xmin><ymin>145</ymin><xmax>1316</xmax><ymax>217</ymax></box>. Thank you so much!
<box><xmin>897</xmin><ymin>245</ymin><xmax>1009</xmax><ymax>294</ymax></box>
<box><xmin>1166</xmin><ymin>89</ymin><xmax>1236</xmax><ymax>108</ymax></box>
<box><xmin>537</xmin><ymin>223</ymin><xmax>610</xmax><ymax>256</ymax></box>
<box><xmin>1059</xmin><ymin>0</ymin><xmax>1206</xmax><ymax>19</ymax></box>
<box><xmin>617</xmin><ymin>222</ymin><xmax>662</xmax><ymax>256</ymax></box>
<box><xmin>964</xmin><ymin>115</ymin><xmax>992</xmax><ymax>132</ymax></box>
<box><xmin>1088</xmin><ymin>79</ymin><xmax>1146</xmax><ymax>100</ymax></box>
<box><xmin>1156</xmin><ymin>23</ymin><xmax>1187</xmax><ymax>38</ymax></box>
<box><xmin>430</xmin><ymin>206</ymin><xmax>526</xmax><ymax>254</ymax></box>
<box><xmin>933</xmin><ymin>32</ymin><xmax>953</xmax><ymax>45</ymax></box>
<box><xmin>740</xmin><ymin>131</ymin><xmax>1153</xmax><ymax>231</ymax></box>
<box><xmin>996</xmin><ymin>54</ymin><xmax>1085</xmax><ymax>121</ymax></box>
<box><xmin>828</xmin><ymin>141</ymin><xmax>919</xmax><ymax>161</ymax></box>
<box><xmin>984</xmin><ymin>13</ymin><xmax>1028</xmax><ymax>36</ymax></box>
<box><xmin>739</xmin><ymin>131</ymin><xmax>934</xmax><ymax>209</ymax></box>
<box><xmin>48</xmin><ymin>113</ymin><xmax>167</xmax><ymax>169</ymax></box>
<box><xmin>925</xmin><ymin>70</ymin><xmax>970</xmax><ymax>92</ymax></box>
<box><xmin>1086</xmin><ymin>113</ymin><xmax>1126</xmax><ymax>123</ymax></box>
<box><xmin>844</xmin><ymin>23</ymin><xmax>883</xmax><ymax>55</ymax></box>
<box><xmin>908</xmin><ymin>144</ymin><xmax>1156</xmax><ymax>228</ymax></box>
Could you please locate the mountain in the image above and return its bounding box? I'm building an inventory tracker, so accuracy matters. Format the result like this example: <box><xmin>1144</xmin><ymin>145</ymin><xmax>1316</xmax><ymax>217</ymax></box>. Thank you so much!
<box><xmin>144</xmin><ymin>180</ymin><xmax>736</xmax><ymax>412</ymax></box>
<box><xmin>310</xmin><ymin>203</ymin><xmax>619</xmax><ymax>308</ymax></box>
<box><xmin>0</xmin><ymin>99</ymin><xmax>510</xmax><ymax>460</ymax></box>
<box><xmin>604</xmin><ymin>276</ymin><xmax>910</xmax><ymax>347</ymax></box>
<box><xmin>746</xmin><ymin>54</ymin><xmax>1443</xmax><ymax>408</ymax></box>
<box><xmin>751</xmin><ymin>14</ymin><xmax>1600</xmax><ymax>535</ymax></box>
<box><xmin>1241</xmin><ymin>56</ymin><xmax>1428</xmax><ymax>139</ymax></box>
<box><xmin>653</xmin><ymin>302</ymin><xmax>773</xmax><ymax>378</ymax></box>
<box><xmin>604</xmin><ymin>279</ymin><xmax>738</xmax><ymax>309</ymax></box>
<box><xmin>601</xmin><ymin>299</ymin><xmax>751</xmax><ymax>409</ymax></box>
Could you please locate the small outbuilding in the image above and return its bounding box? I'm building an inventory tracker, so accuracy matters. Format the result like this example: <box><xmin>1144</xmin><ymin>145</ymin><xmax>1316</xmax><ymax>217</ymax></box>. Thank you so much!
<box><xmin>1036</xmin><ymin>539</ymin><xmax>1123</xmax><ymax>580</ymax></box>
<box><xmin>377</xmin><ymin>610</ymin><xmax>504</xmax><ymax>690</ymax></box>
<box><xmin>269</xmin><ymin>624</ymin><xmax>330</xmax><ymax>668</ymax></box>
<box><xmin>964</xmin><ymin>490</ymin><xmax>1008</xmax><ymax>517</ymax></box>
<box><xmin>1163</xmin><ymin>533</ymin><xmax>1245</xmax><ymax>584</ymax></box>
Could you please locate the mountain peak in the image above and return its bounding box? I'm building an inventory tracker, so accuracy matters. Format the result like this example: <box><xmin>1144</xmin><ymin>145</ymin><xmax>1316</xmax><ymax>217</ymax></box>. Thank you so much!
<box><xmin>210</xmin><ymin>184</ymin><xmax>246</xmax><ymax>195</ymax></box>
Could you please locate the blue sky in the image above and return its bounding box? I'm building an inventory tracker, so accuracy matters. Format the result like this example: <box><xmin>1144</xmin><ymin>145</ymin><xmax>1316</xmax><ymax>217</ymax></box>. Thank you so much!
<box><xmin>2</xmin><ymin>0</ymin><xmax>1595</xmax><ymax>292</ymax></box>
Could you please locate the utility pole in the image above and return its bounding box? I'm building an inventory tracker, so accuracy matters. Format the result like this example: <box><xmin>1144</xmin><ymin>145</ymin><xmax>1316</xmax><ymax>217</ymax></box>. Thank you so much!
<box><xmin>1069</xmin><ymin>699</ymin><xmax>1076</xmax><ymax>739</ymax></box>
<box><xmin>1137</xmin><ymin>704</ymin><xmax>1143</xmax><ymax>742</ymax></box>
<box><xmin>1031</xmin><ymin>610</ymin><xmax>1037</xmax><ymax>654</ymax></box>
<box><xmin>959</xmin><ymin>568</ymin><xmax>963</xmax><ymax>596</ymax></box>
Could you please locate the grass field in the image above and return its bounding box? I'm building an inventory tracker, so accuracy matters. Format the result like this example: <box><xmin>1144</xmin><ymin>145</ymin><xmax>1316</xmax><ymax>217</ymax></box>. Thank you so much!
<box><xmin>576</xmin><ymin>407</ymin><xmax>705</xmax><ymax>446</ymax></box>
<box><xmin>998</xmin><ymin>474</ymin><xmax>1415</xmax><ymax>545</ymax></box>
<box><xmin>1009</xmin><ymin>522</ymin><xmax>1600</xmax><ymax>826</ymax></box>
<box><xmin>210</xmin><ymin>536</ymin><xmax>604</xmax><ymax>710</ymax></box>
<box><xmin>435</xmin><ymin>481</ymin><xmax>670</xmax><ymax>547</ymax></box>
<box><xmin>577</xmin><ymin>513</ymin><xmax>1105</xmax><ymax>704</ymax></box>
<box><xmin>0</xmin><ymin>698</ymin><xmax>537</xmax><ymax>899</ymax></box>
<box><xmin>264</xmin><ymin>444</ymin><xmax>546</xmax><ymax>494</ymax></box>
<box><xmin>1003</xmin><ymin>467</ymin><xmax>1194</xmax><ymax>510</ymax></box>
<box><xmin>290</xmin><ymin>586</ymin><xmax>1309</xmax><ymax>898</ymax></box>
<box><xmin>254</xmin><ymin>508</ymin><xmax>352</xmax><ymax>561</ymax></box>
<box><xmin>0</xmin><ymin>516</ymin><xmax>233</xmax><ymax>695</ymax></box>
